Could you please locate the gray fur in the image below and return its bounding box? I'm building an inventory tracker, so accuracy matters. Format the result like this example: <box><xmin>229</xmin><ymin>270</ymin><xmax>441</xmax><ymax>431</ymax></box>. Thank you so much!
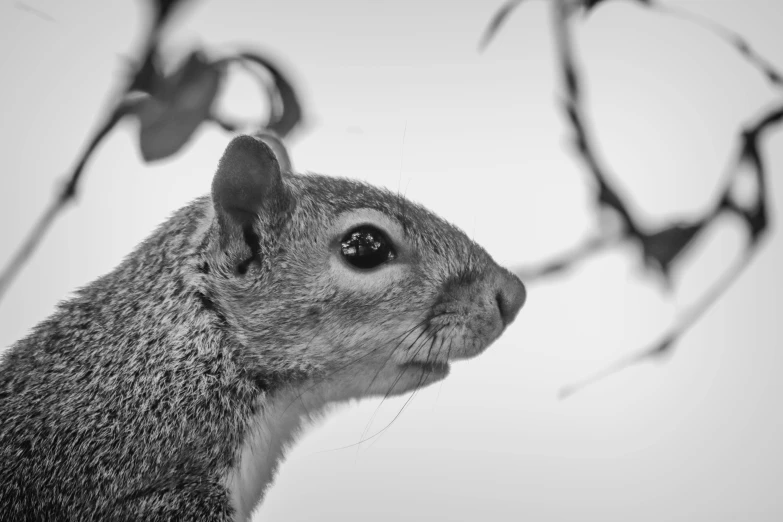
<box><xmin>0</xmin><ymin>137</ymin><xmax>525</xmax><ymax>521</ymax></box>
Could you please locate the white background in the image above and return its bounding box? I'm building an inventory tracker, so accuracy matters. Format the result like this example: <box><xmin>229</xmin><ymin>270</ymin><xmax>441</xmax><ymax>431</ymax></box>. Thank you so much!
<box><xmin>1</xmin><ymin>1</ymin><xmax>782</xmax><ymax>520</ymax></box>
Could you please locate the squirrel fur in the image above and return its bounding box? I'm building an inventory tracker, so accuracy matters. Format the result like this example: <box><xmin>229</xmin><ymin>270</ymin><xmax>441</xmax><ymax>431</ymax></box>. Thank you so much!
<box><xmin>0</xmin><ymin>135</ymin><xmax>526</xmax><ymax>521</ymax></box>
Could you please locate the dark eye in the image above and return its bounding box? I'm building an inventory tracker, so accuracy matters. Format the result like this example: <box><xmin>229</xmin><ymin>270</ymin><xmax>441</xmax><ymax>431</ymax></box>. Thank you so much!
<box><xmin>340</xmin><ymin>226</ymin><xmax>396</xmax><ymax>269</ymax></box>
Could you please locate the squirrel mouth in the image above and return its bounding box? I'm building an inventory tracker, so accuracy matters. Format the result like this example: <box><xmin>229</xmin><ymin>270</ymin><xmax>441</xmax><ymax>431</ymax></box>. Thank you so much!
<box><xmin>399</xmin><ymin>361</ymin><xmax>450</xmax><ymax>376</ymax></box>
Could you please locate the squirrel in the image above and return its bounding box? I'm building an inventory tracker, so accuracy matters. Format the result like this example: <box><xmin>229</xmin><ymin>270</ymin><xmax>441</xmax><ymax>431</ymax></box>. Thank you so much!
<box><xmin>0</xmin><ymin>134</ymin><xmax>527</xmax><ymax>521</ymax></box>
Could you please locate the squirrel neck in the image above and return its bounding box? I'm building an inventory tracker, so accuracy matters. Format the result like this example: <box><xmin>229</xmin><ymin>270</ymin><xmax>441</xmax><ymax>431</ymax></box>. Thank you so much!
<box><xmin>44</xmin><ymin>197</ymin><xmax>349</xmax><ymax>520</ymax></box>
<box><xmin>224</xmin><ymin>386</ymin><xmax>332</xmax><ymax>521</ymax></box>
<box><xmin>38</xmin><ymin>197</ymin><xmax>315</xmax><ymax>515</ymax></box>
<box><xmin>114</xmin><ymin>197</ymin><xmax>331</xmax><ymax>520</ymax></box>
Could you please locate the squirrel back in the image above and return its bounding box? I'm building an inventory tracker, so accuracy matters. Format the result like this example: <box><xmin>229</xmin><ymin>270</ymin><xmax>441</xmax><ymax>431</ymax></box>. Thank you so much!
<box><xmin>0</xmin><ymin>136</ymin><xmax>526</xmax><ymax>521</ymax></box>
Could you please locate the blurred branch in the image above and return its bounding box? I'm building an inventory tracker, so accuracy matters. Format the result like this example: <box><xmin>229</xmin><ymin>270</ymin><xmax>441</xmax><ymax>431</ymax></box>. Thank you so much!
<box><xmin>14</xmin><ymin>2</ymin><xmax>55</xmax><ymax>22</ymax></box>
<box><xmin>512</xmin><ymin>234</ymin><xmax>616</xmax><ymax>281</ymax></box>
<box><xmin>482</xmin><ymin>0</ymin><xmax>782</xmax><ymax>397</ymax></box>
<box><xmin>478</xmin><ymin>0</ymin><xmax>526</xmax><ymax>51</ymax></box>
<box><xmin>651</xmin><ymin>2</ymin><xmax>783</xmax><ymax>89</ymax></box>
<box><xmin>560</xmin><ymin>247</ymin><xmax>753</xmax><ymax>398</ymax></box>
<box><xmin>0</xmin><ymin>102</ymin><xmax>133</xmax><ymax>300</ymax></box>
<box><xmin>0</xmin><ymin>16</ymin><xmax>159</xmax><ymax>303</ymax></box>
<box><xmin>0</xmin><ymin>0</ymin><xmax>303</xmax><ymax>305</ymax></box>
<box><xmin>561</xmin><ymin>98</ymin><xmax>783</xmax><ymax>397</ymax></box>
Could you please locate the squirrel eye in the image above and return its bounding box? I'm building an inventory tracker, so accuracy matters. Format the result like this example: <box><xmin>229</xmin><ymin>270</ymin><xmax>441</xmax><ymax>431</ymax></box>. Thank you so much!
<box><xmin>340</xmin><ymin>226</ymin><xmax>396</xmax><ymax>269</ymax></box>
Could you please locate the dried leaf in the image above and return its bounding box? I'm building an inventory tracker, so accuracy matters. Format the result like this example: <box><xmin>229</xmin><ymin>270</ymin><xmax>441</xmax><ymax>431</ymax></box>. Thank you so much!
<box><xmin>238</xmin><ymin>52</ymin><xmax>303</xmax><ymax>138</ymax></box>
<box><xmin>136</xmin><ymin>51</ymin><xmax>223</xmax><ymax>162</ymax></box>
<box><xmin>129</xmin><ymin>49</ymin><xmax>163</xmax><ymax>95</ymax></box>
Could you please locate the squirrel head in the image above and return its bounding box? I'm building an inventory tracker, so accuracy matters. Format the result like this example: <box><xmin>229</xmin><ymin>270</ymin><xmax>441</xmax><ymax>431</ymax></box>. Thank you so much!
<box><xmin>207</xmin><ymin>135</ymin><xmax>526</xmax><ymax>400</ymax></box>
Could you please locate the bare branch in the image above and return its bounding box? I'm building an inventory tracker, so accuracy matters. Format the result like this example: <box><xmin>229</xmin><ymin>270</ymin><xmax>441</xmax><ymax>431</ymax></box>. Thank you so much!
<box><xmin>478</xmin><ymin>0</ymin><xmax>526</xmax><ymax>52</ymax></box>
<box><xmin>0</xmin><ymin>1</ymin><xmax>190</xmax><ymax>304</ymax></box>
<box><xmin>0</xmin><ymin>103</ymin><xmax>130</xmax><ymax>302</ymax></box>
<box><xmin>511</xmin><ymin>234</ymin><xmax>615</xmax><ymax>281</ymax></box>
<box><xmin>559</xmin><ymin>247</ymin><xmax>755</xmax><ymax>399</ymax></box>
<box><xmin>651</xmin><ymin>1</ymin><xmax>783</xmax><ymax>88</ymax></box>
<box><xmin>14</xmin><ymin>2</ymin><xmax>55</xmax><ymax>22</ymax></box>
<box><xmin>482</xmin><ymin>0</ymin><xmax>783</xmax><ymax>397</ymax></box>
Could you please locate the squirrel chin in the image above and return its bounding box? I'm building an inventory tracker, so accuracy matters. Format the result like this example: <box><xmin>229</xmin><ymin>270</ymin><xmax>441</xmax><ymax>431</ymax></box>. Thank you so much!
<box><xmin>356</xmin><ymin>361</ymin><xmax>452</xmax><ymax>398</ymax></box>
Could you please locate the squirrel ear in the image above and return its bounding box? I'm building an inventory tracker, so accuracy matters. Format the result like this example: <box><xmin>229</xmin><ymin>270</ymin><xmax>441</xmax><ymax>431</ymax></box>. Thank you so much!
<box><xmin>212</xmin><ymin>135</ymin><xmax>287</xmax><ymax>230</ymax></box>
<box><xmin>254</xmin><ymin>131</ymin><xmax>293</xmax><ymax>174</ymax></box>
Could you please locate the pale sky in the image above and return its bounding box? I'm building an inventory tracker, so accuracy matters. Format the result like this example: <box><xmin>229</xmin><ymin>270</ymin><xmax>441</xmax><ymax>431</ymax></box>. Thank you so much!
<box><xmin>1</xmin><ymin>1</ymin><xmax>782</xmax><ymax>520</ymax></box>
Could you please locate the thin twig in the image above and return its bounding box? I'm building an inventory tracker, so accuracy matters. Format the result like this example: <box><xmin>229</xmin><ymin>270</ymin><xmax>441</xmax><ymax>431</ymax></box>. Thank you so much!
<box><xmin>547</xmin><ymin>0</ymin><xmax>782</xmax><ymax>397</ymax></box>
<box><xmin>0</xmin><ymin>104</ymin><xmax>130</xmax><ymax>302</ymax></box>
<box><xmin>511</xmin><ymin>234</ymin><xmax>614</xmax><ymax>281</ymax></box>
<box><xmin>14</xmin><ymin>2</ymin><xmax>55</xmax><ymax>22</ymax></box>
<box><xmin>559</xmin><ymin>247</ymin><xmax>755</xmax><ymax>398</ymax></box>
<box><xmin>0</xmin><ymin>0</ymin><xmax>180</xmax><ymax>304</ymax></box>
<box><xmin>478</xmin><ymin>0</ymin><xmax>526</xmax><ymax>51</ymax></box>
<box><xmin>651</xmin><ymin>1</ymin><xmax>783</xmax><ymax>88</ymax></box>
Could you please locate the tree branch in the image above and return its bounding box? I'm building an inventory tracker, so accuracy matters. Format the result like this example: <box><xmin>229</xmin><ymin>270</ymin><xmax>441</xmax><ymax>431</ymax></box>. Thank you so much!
<box><xmin>0</xmin><ymin>103</ymin><xmax>130</xmax><ymax>302</ymax></box>
<box><xmin>485</xmin><ymin>0</ymin><xmax>783</xmax><ymax>397</ymax></box>
<box><xmin>0</xmin><ymin>0</ymin><xmax>191</xmax><ymax>304</ymax></box>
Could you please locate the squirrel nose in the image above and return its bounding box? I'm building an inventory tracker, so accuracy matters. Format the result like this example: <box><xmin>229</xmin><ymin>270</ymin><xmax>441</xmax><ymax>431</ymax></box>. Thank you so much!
<box><xmin>494</xmin><ymin>270</ymin><xmax>526</xmax><ymax>327</ymax></box>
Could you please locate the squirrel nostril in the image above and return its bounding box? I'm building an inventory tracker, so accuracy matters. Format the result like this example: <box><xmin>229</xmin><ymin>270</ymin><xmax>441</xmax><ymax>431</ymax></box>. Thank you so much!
<box><xmin>495</xmin><ymin>292</ymin><xmax>505</xmax><ymax>317</ymax></box>
<box><xmin>495</xmin><ymin>272</ymin><xmax>526</xmax><ymax>327</ymax></box>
